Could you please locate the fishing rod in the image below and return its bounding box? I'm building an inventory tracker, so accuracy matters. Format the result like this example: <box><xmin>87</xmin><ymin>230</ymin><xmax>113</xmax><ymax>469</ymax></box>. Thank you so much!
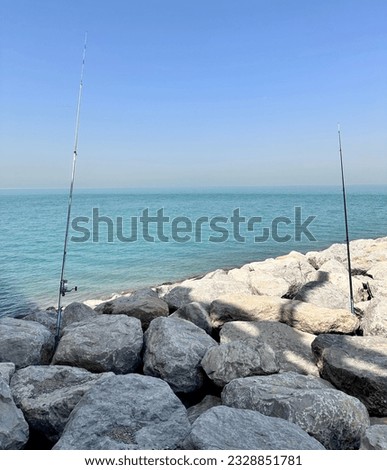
<box><xmin>337</xmin><ymin>123</ymin><xmax>355</xmax><ymax>315</ymax></box>
<box><xmin>55</xmin><ymin>34</ymin><xmax>87</xmax><ymax>346</ymax></box>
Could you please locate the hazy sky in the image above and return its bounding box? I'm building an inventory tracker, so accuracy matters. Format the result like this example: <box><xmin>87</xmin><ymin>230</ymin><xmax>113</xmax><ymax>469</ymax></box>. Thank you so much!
<box><xmin>1</xmin><ymin>0</ymin><xmax>386</xmax><ymax>188</ymax></box>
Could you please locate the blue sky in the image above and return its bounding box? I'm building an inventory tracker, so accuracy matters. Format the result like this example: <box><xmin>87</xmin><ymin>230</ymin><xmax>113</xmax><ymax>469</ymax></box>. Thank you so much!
<box><xmin>0</xmin><ymin>0</ymin><xmax>386</xmax><ymax>188</ymax></box>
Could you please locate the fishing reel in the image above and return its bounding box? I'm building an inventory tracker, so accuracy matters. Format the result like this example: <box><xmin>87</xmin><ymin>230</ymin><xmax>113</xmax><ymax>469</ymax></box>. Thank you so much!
<box><xmin>60</xmin><ymin>279</ymin><xmax>78</xmax><ymax>297</ymax></box>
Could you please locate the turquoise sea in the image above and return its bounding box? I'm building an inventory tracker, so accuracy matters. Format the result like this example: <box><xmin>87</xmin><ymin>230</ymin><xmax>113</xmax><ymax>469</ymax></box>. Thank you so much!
<box><xmin>0</xmin><ymin>186</ymin><xmax>386</xmax><ymax>317</ymax></box>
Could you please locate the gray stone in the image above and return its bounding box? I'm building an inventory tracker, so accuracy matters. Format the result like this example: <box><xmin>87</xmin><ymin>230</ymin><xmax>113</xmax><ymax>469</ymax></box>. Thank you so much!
<box><xmin>222</xmin><ymin>372</ymin><xmax>369</xmax><ymax>450</ymax></box>
<box><xmin>52</xmin><ymin>315</ymin><xmax>143</xmax><ymax>374</ymax></box>
<box><xmin>23</xmin><ymin>310</ymin><xmax>57</xmax><ymax>335</ymax></box>
<box><xmin>185</xmin><ymin>406</ymin><xmax>324</xmax><ymax>450</ymax></box>
<box><xmin>201</xmin><ymin>339</ymin><xmax>278</xmax><ymax>388</ymax></box>
<box><xmin>210</xmin><ymin>293</ymin><xmax>359</xmax><ymax>334</ymax></box>
<box><xmin>95</xmin><ymin>291</ymin><xmax>169</xmax><ymax>330</ymax></box>
<box><xmin>360</xmin><ymin>425</ymin><xmax>387</xmax><ymax>450</ymax></box>
<box><xmin>54</xmin><ymin>374</ymin><xmax>191</xmax><ymax>450</ymax></box>
<box><xmin>220</xmin><ymin>321</ymin><xmax>318</xmax><ymax>376</ymax></box>
<box><xmin>361</xmin><ymin>299</ymin><xmax>387</xmax><ymax>338</ymax></box>
<box><xmin>170</xmin><ymin>302</ymin><xmax>212</xmax><ymax>334</ymax></box>
<box><xmin>0</xmin><ymin>363</ymin><xmax>16</xmax><ymax>384</ymax></box>
<box><xmin>163</xmin><ymin>270</ymin><xmax>252</xmax><ymax>309</ymax></box>
<box><xmin>187</xmin><ymin>395</ymin><xmax>221</xmax><ymax>424</ymax></box>
<box><xmin>312</xmin><ymin>334</ymin><xmax>387</xmax><ymax>416</ymax></box>
<box><xmin>0</xmin><ymin>317</ymin><xmax>54</xmax><ymax>368</ymax></box>
<box><xmin>61</xmin><ymin>302</ymin><xmax>97</xmax><ymax>329</ymax></box>
<box><xmin>10</xmin><ymin>365</ymin><xmax>113</xmax><ymax>442</ymax></box>
<box><xmin>143</xmin><ymin>317</ymin><xmax>217</xmax><ymax>393</ymax></box>
<box><xmin>0</xmin><ymin>378</ymin><xmax>29</xmax><ymax>449</ymax></box>
<box><xmin>129</xmin><ymin>288</ymin><xmax>160</xmax><ymax>301</ymax></box>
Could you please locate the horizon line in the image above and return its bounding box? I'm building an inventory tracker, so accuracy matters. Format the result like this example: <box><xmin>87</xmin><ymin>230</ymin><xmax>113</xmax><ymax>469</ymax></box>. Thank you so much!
<box><xmin>1</xmin><ymin>183</ymin><xmax>386</xmax><ymax>192</ymax></box>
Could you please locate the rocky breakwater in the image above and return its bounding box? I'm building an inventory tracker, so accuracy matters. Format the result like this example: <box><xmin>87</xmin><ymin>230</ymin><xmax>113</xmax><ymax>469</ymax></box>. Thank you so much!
<box><xmin>0</xmin><ymin>236</ymin><xmax>387</xmax><ymax>450</ymax></box>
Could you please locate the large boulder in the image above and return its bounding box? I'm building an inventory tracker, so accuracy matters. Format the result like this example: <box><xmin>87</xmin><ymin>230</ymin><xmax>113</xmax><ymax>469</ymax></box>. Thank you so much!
<box><xmin>228</xmin><ymin>252</ymin><xmax>320</xmax><ymax>299</ymax></box>
<box><xmin>312</xmin><ymin>334</ymin><xmax>387</xmax><ymax>416</ymax></box>
<box><xmin>222</xmin><ymin>372</ymin><xmax>369</xmax><ymax>450</ymax></box>
<box><xmin>10</xmin><ymin>365</ymin><xmax>113</xmax><ymax>442</ymax></box>
<box><xmin>360</xmin><ymin>425</ymin><xmax>387</xmax><ymax>450</ymax></box>
<box><xmin>220</xmin><ymin>321</ymin><xmax>318</xmax><ymax>376</ymax></box>
<box><xmin>227</xmin><ymin>266</ymin><xmax>289</xmax><ymax>298</ymax></box>
<box><xmin>318</xmin><ymin>259</ymin><xmax>369</xmax><ymax>303</ymax></box>
<box><xmin>52</xmin><ymin>315</ymin><xmax>143</xmax><ymax>374</ymax></box>
<box><xmin>201</xmin><ymin>339</ymin><xmax>278</xmax><ymax>387</ymax></box>
<box><xmin>351</xmin><ymin>237</ymin><xmax>387</xmax><ymax>269</ymax></box>
<box><xmin>95</xmin><ymin>290</ymin><xmax>169</xmax><ymax>330</ymax></box>
<box><xmin>143</xmin><ymin>317</ymin><xmax>217</xmax><ymax>393</ymax></box>
<box><xmin>0</xmin><ymin>378</ymin><xmax>29</xmax><ymax>449</ymax></box>
<box><xmin>163</xmin><ymin>270</ymin><xmax>253</xmax><ymax>309</ymax></box>
<box><xmin>170</xmin><ymin>302</ymin><xmax>212</xmax><ymax>334</ymax></box>
<box><xmin>184</xmin><ymin>406</ymin><xmax>324</xmax><ymax>450</ymax></box>
<box><xmin>61</xmin><ymin>302</ymin><xmax>97</xmax><ymax>330</ymax></box>
<box><xmin>293</xmin><ymin>280</ymin><xmax>350</xmax><ymax>310</ymax></box>
<box><xmin>361</xmin><ymin>299</ymin><xmax>387</xmax><ymax>338</ymax></box>
<box><xmin>306</xmin><ymin>243</ymin><xmax>350</xmax><ymax>269</ymax></box>
<box><xmin>0</xmin><ymin>317</ymin><xmax>54</xmax><ymax>368</ymax></box>
<box><xmin>306</xmin><ymin>237</ymin><xmax>387</xmax><ymax>271</ymax></box>
<box><xmin>352</xmin><ymin>238</ymin><xmax>387</xmax><ymax>269</ymax></box>
<box><xmin>53</xmin><ymin>374</ymin><xmax>190</xmax><ymax>450</ymax></box>
<box><xmin>247</xmin><ymin>251</ymin><xmax>319</xmax><ymax>288</ymax></box>
<box><xmin>210</xmin><ymin>293</ymin><xmax>359</xmax><ymax>334</ymax></box>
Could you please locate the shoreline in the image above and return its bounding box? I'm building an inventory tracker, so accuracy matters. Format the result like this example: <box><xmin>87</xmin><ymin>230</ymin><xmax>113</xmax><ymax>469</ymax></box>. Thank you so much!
<box><xmin>1</xmin><ymin>234</ymin><xmax>386</xmax><ymax>318</ymax></box>
<box><xmin>82</xmin><ymin>234</ymin><xmax>387</xmax><ymax>310</ymax></box>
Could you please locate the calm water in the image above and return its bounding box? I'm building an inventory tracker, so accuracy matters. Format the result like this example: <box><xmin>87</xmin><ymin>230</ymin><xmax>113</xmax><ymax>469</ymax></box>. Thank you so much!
<box><xmin>0</xmin><ymin>186</ymin><xmax>386</xmax><ymax>317</ymax></box>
